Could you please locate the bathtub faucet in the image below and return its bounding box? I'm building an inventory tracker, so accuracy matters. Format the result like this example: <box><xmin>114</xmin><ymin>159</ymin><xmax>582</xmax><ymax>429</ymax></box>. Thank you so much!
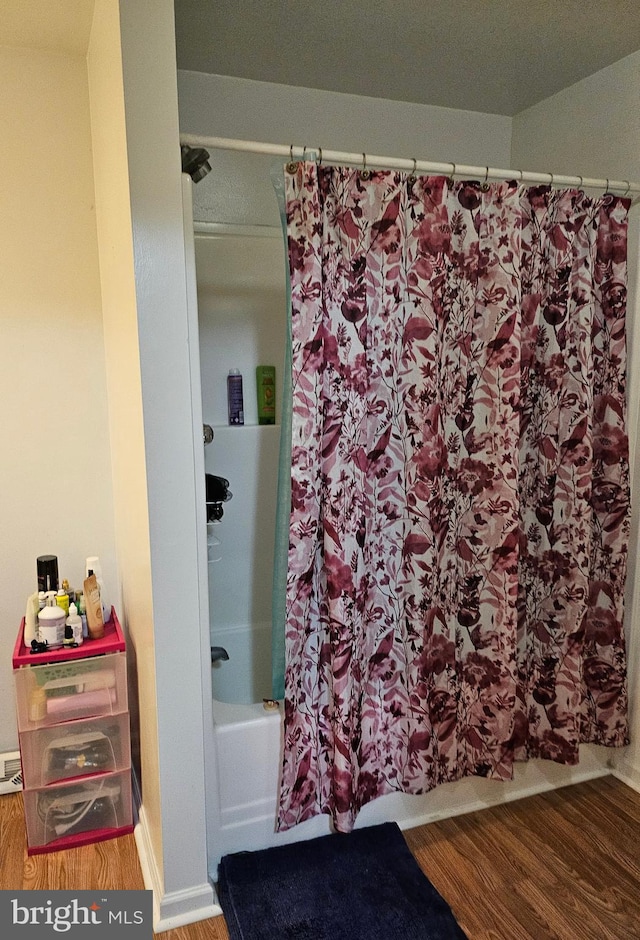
<box><xmin>211</xmin><ymin>645</ymin><xmax>230</xmax><ymax>664</ymax></box>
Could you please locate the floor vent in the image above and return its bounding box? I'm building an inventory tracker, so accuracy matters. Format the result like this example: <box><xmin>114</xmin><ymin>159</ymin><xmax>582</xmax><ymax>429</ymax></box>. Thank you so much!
<box><xmin>0</xmin><ymin>751</ymin><xmax>22</xmax><ymax>794</ymax></box>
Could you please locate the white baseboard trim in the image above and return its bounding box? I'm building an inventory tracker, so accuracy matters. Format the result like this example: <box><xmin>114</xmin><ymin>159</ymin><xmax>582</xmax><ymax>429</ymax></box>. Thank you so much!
<box><xmin>153</xmin><ymin>883</ymin><xmax>222</xmax><ymax>934</ymax></box>
<box><xmin>132</xmin><ymin>776</ymin><xmax>222</xmax><ymax>933</ymax></box>
<box><xmin>395</xmin><ymin>766</ymin><xmax>611</xmax><ymax>834</ymax></box>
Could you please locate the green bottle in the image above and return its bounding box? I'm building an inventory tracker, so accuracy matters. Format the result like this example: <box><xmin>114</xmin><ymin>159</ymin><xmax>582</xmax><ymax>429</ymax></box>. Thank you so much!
<box><xmin>256</xmin><ymin>366</ymin><xmax>276</xmax><ymax>425</ymax></box>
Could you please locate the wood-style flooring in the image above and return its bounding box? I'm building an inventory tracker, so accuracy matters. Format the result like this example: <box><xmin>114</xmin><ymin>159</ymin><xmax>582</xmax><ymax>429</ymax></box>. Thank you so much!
<box><xmin>1</xmin><ymin>775</ymin><xmax>639</xmax><ymax>939</ymax></box>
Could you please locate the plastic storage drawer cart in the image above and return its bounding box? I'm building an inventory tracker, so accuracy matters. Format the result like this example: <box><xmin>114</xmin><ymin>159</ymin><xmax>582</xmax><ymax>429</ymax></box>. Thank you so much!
<box><xmin>12</xmin><ymin>610</ymin><xmax>134</xmax><ymax>854</ymax></box>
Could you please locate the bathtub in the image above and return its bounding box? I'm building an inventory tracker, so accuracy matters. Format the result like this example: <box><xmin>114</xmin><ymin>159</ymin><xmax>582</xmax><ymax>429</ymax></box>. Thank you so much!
<box><xmin>211</xmin><ymin>697</ymin><xmax>331</xmax><ymax>860</ymax></box>
<box><xmin>210</xmin><ymin>662</ymin><xmax>612</xmax><ymax>867</ymax></box>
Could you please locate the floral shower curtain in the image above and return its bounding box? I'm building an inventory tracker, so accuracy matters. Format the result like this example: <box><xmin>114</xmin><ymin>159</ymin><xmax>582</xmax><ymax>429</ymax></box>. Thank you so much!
<box><xmin>277</xmin><ymin>162</ymin><xmax>631</xmax><ymax>834</ymax></box>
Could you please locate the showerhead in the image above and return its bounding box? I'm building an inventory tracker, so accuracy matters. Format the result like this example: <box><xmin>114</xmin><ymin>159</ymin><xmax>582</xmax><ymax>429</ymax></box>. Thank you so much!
<box><xmin>181</xmin><ymin>144</ymin><xmax>211</xmax><ymax>183</ymax></box>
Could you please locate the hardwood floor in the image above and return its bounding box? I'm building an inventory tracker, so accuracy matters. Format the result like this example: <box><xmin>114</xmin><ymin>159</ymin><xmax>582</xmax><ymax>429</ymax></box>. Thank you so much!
<box><xmin>1</xmin><ymin>775</ymin><xmax>639</xmax><ymax>939</ymax></box>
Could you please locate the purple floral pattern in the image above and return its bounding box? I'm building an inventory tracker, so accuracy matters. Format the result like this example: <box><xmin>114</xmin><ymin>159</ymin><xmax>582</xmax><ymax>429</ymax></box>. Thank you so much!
<box><xmin>277</xmin><ymin>163</ymin><xmax>630</xmax><ymax>833</ymax></box>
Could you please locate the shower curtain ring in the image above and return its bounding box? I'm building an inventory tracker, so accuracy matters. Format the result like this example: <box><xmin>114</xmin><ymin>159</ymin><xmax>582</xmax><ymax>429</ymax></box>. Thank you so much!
<box><xmin>408</xmin><ymin>158</ymin><xmax>417</xmax><ymax>182</ymax></box>
<box><xmin>287</xmin><ymin>144</ymin><xmax>297</xmax><ymax>174</ymax></box>
<box><xmin>481</xmin><ymin>166</ymin><xmax>490</xmax><ymax>191</ymax></box>
<box><xmin>361</xmin><ymin>153</ymin><xmax>371</xmax><ymax>179</ymax></box>
<box><xmin>623</xmin><ymin>180</ymin><xmax>631</xmax><ymax>196</ymax></box>
<box><xmin>447</xmin><ymin>162</ymin><xmax>456</xmax><ymax>186</ymax></box>
<box><xmin>317</xmin><ymin>147</ymin><xmax>323</xmax><ymax>166</ymax></box>
<box><xmin>549</xmin><ymin>172</ymin><xmax>555</xmax><ymax>186</ymax></box>
<box><xmin>605</xmin><ymin>178</ymin><xmax>611</xmax><ymax>193</ymax></box>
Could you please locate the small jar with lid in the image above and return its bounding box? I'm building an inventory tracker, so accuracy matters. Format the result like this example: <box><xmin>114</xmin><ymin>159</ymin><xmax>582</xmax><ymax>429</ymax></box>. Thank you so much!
<box><xmin>37</xmin><ymin>605</ymin><xmax>66</xmax><ymax>649</ymax></box>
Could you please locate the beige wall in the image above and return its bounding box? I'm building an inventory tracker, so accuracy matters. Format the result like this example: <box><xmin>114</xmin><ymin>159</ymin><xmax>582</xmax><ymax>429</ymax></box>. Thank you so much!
<box><xmin>87</xmin><ymin>0</ymin><xmax>161</xmax><ymax>881</ymax></box>
<box><xmin>0</xmin><ymin>42</ymin><xmax>117</xmax><ymax>752</ymax></box>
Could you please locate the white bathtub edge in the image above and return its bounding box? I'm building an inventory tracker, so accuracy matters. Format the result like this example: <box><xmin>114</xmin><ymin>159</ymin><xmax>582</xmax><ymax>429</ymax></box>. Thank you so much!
<box><xmin>209</xmin><ymin>695</ymin><xmax>616</xmax><ymax>869</ymax></box>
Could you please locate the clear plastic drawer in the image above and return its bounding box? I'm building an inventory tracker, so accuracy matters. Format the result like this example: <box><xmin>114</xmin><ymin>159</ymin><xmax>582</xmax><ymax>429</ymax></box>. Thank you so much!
<box><xmin>23</xmin><ymin>769</ymin><xmax>132</xmax><ymax>850</ymax></box>
<box><xmin>13</xmin><ymin>651</ymin><xmax>128</xmax><ymax>730</ymax></box>
<box><xmin>19</xmin><ymin>712</ymin><xmax>131</xmax><ymax>788</ymax></box>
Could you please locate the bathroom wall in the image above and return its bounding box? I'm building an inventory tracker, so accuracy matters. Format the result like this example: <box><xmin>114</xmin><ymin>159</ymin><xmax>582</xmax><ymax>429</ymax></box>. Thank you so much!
<box><xmin>178</xmin><ymin>70</ymin><xmax>513</xmax><ymax>230</ymax></box>
<box><xmin>512</xmin><ymin>50</ymin><xmax>640</xmax><ymax>792</ymax></box>
<box><xmin>87</xmin><ymin>0</ymin><xmax>153</xmax><ymax>868</ymax></box>
<box><xmin>0</xmin><ymin>28</ymin><xmax>117</xmax><ymax>754</ymax></box>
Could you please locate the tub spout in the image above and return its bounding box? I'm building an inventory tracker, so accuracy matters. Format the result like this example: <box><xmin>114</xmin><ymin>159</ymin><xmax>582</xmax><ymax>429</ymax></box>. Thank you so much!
<box><xmin>211</xmin><ymin>645</ymin><xmax>230</xmax><ymax>664</ymax></box>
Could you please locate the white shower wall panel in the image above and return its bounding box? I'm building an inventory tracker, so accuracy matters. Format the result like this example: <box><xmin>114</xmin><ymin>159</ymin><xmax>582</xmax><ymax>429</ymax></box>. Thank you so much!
<box><xmin>196</xmin><ymin>229</ymin><xmax>286</xmax><ymax>705</ymax></box>
<box><xmin>204</xmin><ymin>426</ymin><xmax>280</xmax><ymax>629</ymax></box>
<box><xmin>196</xmin><ymin>232</ymin><xmax>286</xmax><ymax>427</ymax></box>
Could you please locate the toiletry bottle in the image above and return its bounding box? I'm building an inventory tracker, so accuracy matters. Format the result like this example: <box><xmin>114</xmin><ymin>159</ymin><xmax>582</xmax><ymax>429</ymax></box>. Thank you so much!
<box><xmin>227</xmin><ymin>369</ymin><xmax>244</xmax><ymax>426</ymax></box>
<box><xmin>56</xmin><ymin>586</ymin><xmax>70</xmax><ymax>615</ymax></box>
<box><xmin>84</xmin><ymin>573</ymin><xmax>105</xmax><ymax>639</ymax></box>
<box><xmin>62</xmin><ymin>577</ymin><xmax>74</xmax><ymax>603</ymax></box>
<box><xmin>24</xmin><ymin>591</ymin><xmax>39</xmax><ymax>646</ymax></box>
<box><xmin>77</xmin><ymin>592</ymin><xmax>88</xmax><ymax>637</ymax></box>
<box><xmin>66</xmin><ymin>602</ymin><xmax>83</xmax><ymax>646</ymax></box>
<box><xmin>256</xmin><ymin>365</ymin><xmax>276</xmax><ymax>424</ymax></box>
<box><xmin>37</xmin><ymin>604</ymin><xmax>66</xmax><ymax>649</ymax></box>
<box><xmin>85</xmin><ymin>556</ymin><xmax>110</xmax><ymax>621</ymax></box>
<box><xmin>37</xmin><ymin>555</ymin><xmax>58</xmax><ymax>593</ymax></box>
<box><xmin>29</xmin><ymin>687</ymin><xmax>47</xmax><ymax>723</ymax></box>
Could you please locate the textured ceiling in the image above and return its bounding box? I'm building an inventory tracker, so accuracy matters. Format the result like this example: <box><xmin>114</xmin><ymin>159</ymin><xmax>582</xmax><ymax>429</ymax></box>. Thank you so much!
<box><xmin>174</xmin><ymin>0</ymin><xmax>640</xmax><ymax>116</ymax></box>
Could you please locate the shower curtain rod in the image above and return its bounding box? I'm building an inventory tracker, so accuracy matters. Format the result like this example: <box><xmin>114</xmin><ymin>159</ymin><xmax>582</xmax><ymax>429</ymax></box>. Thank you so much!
<box><xmin>180</xmin><ymin>134</ymin><xmax>640</xmax><ymax>197</ymax></box>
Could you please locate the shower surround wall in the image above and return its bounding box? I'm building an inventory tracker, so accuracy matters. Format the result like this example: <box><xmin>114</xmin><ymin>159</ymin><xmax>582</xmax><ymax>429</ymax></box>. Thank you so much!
<box><xmin>196</xmin><ymin>229</ymin><xmax>286</xmax><ymax>704</ymax></box>
<box><xmin>178</xmin><ymin>70</ymin><xmax>634</xmax><ymax>869</ymax></box>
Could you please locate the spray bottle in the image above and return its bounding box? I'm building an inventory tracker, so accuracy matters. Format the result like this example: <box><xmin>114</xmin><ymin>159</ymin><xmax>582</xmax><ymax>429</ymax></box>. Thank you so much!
<box><xmin>227</xmin><ymin>369</ymin><xmax>244</xmax><ymax>426</ymax></box>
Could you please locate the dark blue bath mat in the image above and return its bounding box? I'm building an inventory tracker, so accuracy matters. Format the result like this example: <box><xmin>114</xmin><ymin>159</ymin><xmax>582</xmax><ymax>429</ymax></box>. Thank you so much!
<box><xmin>217</xmin><ymin>821</ymin><xmax>467</xmax><ymax>939</ymax></box>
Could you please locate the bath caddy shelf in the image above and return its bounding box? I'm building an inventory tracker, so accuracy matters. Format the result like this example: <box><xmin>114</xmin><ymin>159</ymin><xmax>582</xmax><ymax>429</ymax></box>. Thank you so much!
<box><xmin>12</xmin><ymin>609</ymin><xmax>133</xmax><ymax>855</ymax></box>
<box><xmin>211</xmin><ymin>423</ymin><xmax>281</xmax><ymax>430</ymax></box>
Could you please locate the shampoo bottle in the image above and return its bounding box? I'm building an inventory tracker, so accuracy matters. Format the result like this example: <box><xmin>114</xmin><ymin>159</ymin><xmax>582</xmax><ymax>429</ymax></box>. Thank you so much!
<box><xmin>256</xmin><ymin>365</ymin><xmax>276</xmax><ymax>424</ymax></box>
